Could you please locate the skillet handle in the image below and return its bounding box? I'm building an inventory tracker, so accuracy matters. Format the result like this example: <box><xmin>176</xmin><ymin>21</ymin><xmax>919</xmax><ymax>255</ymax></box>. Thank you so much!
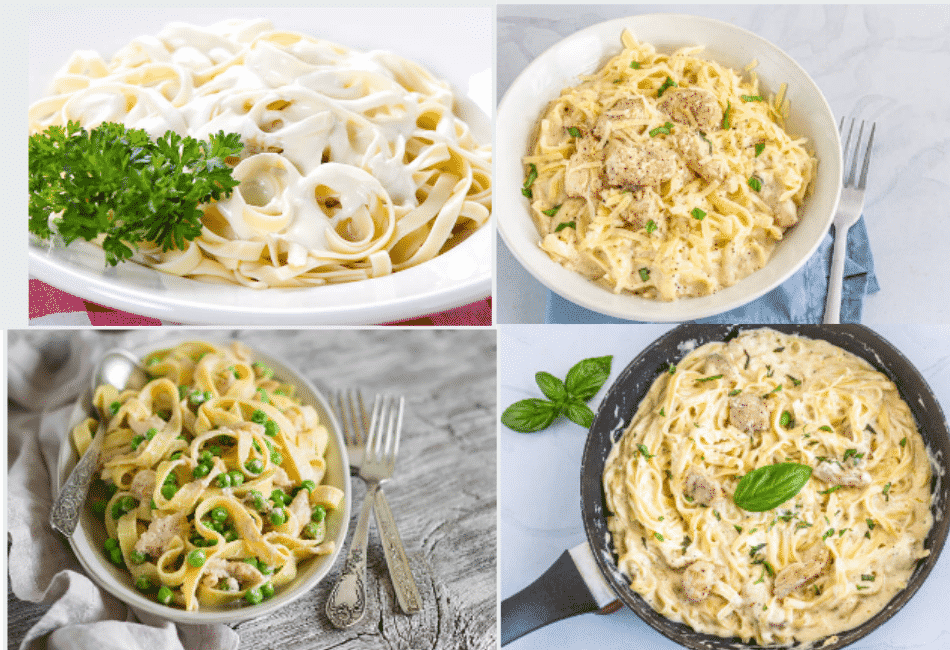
<box><xmin>501</xmin><ymin>549</ymin><xmax>599</xmax><ymax>645</ymax></box>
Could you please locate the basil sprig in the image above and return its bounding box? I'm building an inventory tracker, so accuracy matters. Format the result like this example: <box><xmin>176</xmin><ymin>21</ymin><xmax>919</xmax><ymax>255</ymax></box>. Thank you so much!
<box><xmin>502</xmin><ymin>356</ymin><xmax>613</xmax><ymax>432</ymax></box>
<box><xmin>733</xmin><ymin>463</ymin><xmax>812</xmax><ymax>512</ymax></box>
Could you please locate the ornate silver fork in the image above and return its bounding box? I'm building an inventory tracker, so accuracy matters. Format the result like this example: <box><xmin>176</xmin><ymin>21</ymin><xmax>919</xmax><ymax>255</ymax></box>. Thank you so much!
<box><xmin>326</xmin><ymin>394</ymin><xmax>421</xmax><ymax>628</ymax></box>
<box><xmin>824</xmin><ymin>117</ymin><xmax>876</xmax><ymax>324</ymax></box>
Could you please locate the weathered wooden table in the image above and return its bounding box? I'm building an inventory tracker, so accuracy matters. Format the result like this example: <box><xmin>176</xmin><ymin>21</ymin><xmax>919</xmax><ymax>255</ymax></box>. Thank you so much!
<box><xmin>8</xmin><ymin>329</ymin><xmax>497</xmax><ymax>650</ymax></box>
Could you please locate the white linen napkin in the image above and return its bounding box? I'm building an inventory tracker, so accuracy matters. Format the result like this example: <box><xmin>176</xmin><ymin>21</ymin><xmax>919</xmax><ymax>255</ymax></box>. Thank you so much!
<box><xmin>7</xmin><ymin>332</ymin><xmax>240</xmax><ymax>650</ymax></box>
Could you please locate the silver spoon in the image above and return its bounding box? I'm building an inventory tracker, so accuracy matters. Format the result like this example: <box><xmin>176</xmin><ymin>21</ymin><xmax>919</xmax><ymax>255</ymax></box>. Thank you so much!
<box><xmin>49</xmin><ymin>349</ymin><xmax>149</xmax><ymax>537</ymax></box>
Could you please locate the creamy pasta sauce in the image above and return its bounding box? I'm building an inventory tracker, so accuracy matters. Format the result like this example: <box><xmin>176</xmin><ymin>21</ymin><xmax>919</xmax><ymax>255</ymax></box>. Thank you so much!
<box><xmin>603</xmin><ymin>329</ymin><xmax>932</xmax><ymax>645</ymax></box>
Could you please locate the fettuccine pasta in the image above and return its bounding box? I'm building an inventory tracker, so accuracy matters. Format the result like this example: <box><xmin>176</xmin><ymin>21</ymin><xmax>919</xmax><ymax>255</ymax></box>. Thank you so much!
<box><xmin>604</xmin><ymin>329</ymin><xmax>933</xmax><ymax>644</ymax></box>
<box><xmin>524</xmin><ymin>32</ymin><xmax>815</xmax><ymax>300</ymax></box>
<box><xmin>72</xmin><ymin>341</ymin><xmax>343</xmax><ymax>610</ymax></box>
<box><xmin>30</xmin><ymin>19</ymin><xmax>491</xmax><ymax>287</ymax></box>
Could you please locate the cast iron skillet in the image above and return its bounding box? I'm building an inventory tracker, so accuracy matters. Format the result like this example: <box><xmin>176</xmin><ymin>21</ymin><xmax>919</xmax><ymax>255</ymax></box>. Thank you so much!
<box><xmin>545</xmin><ymin>325</ymin><xmax>949</xmax><ymax>649</ymax></box>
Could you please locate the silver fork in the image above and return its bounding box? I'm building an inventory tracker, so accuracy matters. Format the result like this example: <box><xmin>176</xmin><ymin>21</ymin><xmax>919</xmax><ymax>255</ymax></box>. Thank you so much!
<box><xmin>824</xmin><ymin>117</ymin><xmax>876</xmax><ymax>324</ymax></box>
<box><xmin>326</xmin><ymin>394</ymin><xmax>421</xmax><ymax>628</ymax></box>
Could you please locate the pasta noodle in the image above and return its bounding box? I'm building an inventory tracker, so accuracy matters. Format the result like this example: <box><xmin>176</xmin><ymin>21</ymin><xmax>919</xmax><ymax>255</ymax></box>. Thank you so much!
<box><xmin>30</xmin><ymin>19</ymin><xmax>491</xmax><ymax>287</ymax></box>
<box><xmin>603</xmin><ymin>329</ymin><xmax>933</xmax><ymax>645</ymax></box>
<box><xmin>524</xmin><ymin>32</ymin><xmax>815</xmax><ymax>300</ymax></box>
<box><xmin>72</xmin><ymin>340</ymin><xmax>344</xmax><ymax>610</ymax></box>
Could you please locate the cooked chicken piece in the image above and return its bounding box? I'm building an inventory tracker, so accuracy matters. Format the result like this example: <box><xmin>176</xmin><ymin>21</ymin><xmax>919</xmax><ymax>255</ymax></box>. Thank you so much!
<box><xmin>702</xmin><ymin>353</ymin><xmax>735</xmax><ymax>380</ymax></box>
<box><xmin>813</xmin><ymin>461</ymin><xmax>871</xmax><ymax>488</ymax></box>
<box><xmin>134</xmin><ymin>513</ymin><xmax>187</xmax><ymax>557</ymax></box>
<box><xmin>672</xmin><ymin>131</ymin><xmax>729</xmax><ymax>183</ymax></box>
<box><xmin>685</xmin><ymin>469</ymin><xmax>720</xmax><ymax>505</ymax></box>
<box><xmin>594</xmin><ymin>97</ymin><xmax>649</xmax><ymax>138</ymax></box>
<box><xmin>773</xmin><ymin>546</ymin><xmax>831</xmax><ymax>599</ymax></box>
<box><xmin>619</xmin><ymin>188</ymin><xmax>660</xmax><ymax>230</ymax></box>
<box><xmin>604</xmin><ymin>138</ymin><xmax>678</xmax><ymax>189</ymax></box>
<box><xmin>729</xmin><ymin>393</ymin><xmax>770</xmax><ymax>434</ymax></box>
<box><xmin>200</xmin><ymin>556</ymin><xmax>265</xmax><ymax>591</ymax></box>
<box><xmin>658</xmin><ymin>87</ymin><xmax>723</xmax><ymax>132</ymax></box>
<box><xmin>129</xmin><ymin>470</ymin><xmax>156</xmax><ymax>504</ymax></box>
<box><xmin>682</xmin><ymin>560</ymin><xmax>720</xmax><ymax>602</ymax></box>
<box><xmin>565</xmin><ymin>137</ymin><xmax>604</xmax><ymax>199</ymax></box>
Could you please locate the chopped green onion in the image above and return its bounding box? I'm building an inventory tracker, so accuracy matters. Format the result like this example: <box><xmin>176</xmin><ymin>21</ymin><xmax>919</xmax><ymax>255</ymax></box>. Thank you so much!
<box><xmin>542</xmin><ymin>204</ymin><xmax>562</xmax><ymax>217</ymax></box>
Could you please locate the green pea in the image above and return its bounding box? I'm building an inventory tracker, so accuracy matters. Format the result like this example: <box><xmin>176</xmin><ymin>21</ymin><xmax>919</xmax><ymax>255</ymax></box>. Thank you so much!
<box><xmin>224</xmin><ymin>529</ymin><xmax>238</xmax><ymax>542</ymax></box>
<box><xmin>161</xmin><ymin>484</ymin><xmax>178</xmax><ymax>500</ymax></box>
<box><xmin>311</xmin><ymin>505</ymin><xmax>326</xmax><ymax>523</ymax></box>
<box><xmin>245</xmin><ymin>459</ymin><xmax>263</xmax><ymax>474</ymax></box>
<box><xmin>187</xmin><ymin>549</ymin><xmax>206</xmax><ymax>568</ymax></box>
<box><xmin>129</xmin><ymin>550</ymin><xmax>147</xmax><ymax>564</ymax></box>
<box><xmin>109</xmin><ymin>401</ymin><xmax>121</xmax><ymax>415</ymax></box>
<box><xmin>269</xmin><ymin>509</ymin><xmax>286</xmax><ymax>526</ymax></box>
<box><xmin>270</xmin><ymin>489</ymin><xmax>287</xmax><ymax>505</ymax></box>
<box><xmin>258</xmin><ymin>563</ymin><xmax>273</xmax><ymax>576</ymax></box>
<box><xmin>135</xmin><ymin>576</ymin><xmax>152</xmax><ymax>591</ymax></box>
<box><xmin>111</xmin><ymin>501</ymin><xmax>123</xmax><ymax>520</ymax></box>
<box><xmin>228</xmin><ymin>471</ymin><xmax>244</xmax><ymax>487</ymax></box>
<box><xmin>211</xmin><ymin>507</ymin><xmax>228</xmax><ymax>523</ymax></box>
<box><xmin>244</xmin><ymin>586</ymin><xmax>263</xmax><ymax>605</ymax></box>
<box><xmin>104</xmin><ymin>537</ymin><xmax>119</xmax><ymax>552</ymax></box>
<box><xmin>157</xmin><ymin>585</ymin><xmax>173</xmax><ymax>605</ymax></box>
<box><xmin>130</xmin><ymin>435</ymin><xmax>144</xmax><ymax>451</ymax></box>
<box><xmin>300</xmin><ymin>480</ymin><xmax>316</xmax><ymax>493</ymax></box>
<box><xmin>109</xmin><ymin>547</ymin><xmax>123</xmax><ymax>564</ymax></box>
<box><xmin>199</xmin><ymin>450</ymin><xmax>213</xmax><ymax>463</ymax></box>
<box><xmin>270</xmin><ymin>451</ymin><xmax>283</xmax><ymax>466</ymax></box>
<box><xmin>178</xmin><ymin>385</ymin><xmax>189</xmax><ymax>399</ymax></box>
<box><xmin>243</xmin><ymin>557</ymin><xmax>259</xmax><ymax>570</ymax></box>
<box><xmin>169</xmin><ymin>451</ymin><xmax>182</xmax><ymax>461</ymax></box>
<box><xmin>145</xmin><ymin>427</ymin><xmax>157</xmax><ymax>440</ymax></box>
<box><xmin>303</xmin><ymin>523</ymin><xmax>320</xmax><ymax>539</ymax></box>
<box><xmin>257</xmin><ymin>388</ymin><xmax>270</xmax><ymax>404</ymax></box>
<box><xmin>164</xmin><ymin>472</ymin><xmax>178</xmax><ymax>485</ymax></box>
<box><xmin>251</xmin><ymin>409</ymin><xmax>267</xmax><ymax>425</ymax></box>
<box><xmin>120</xmin><ymin>496</ymin><xmax>138</xmax><ymax>513</ymax></box>
<box><xmin>92</xmin><ymin>499</ymin><xmax>107</xmax><ymax>516</ymax></box>
<box><xmin>261</xmin><ymin>582</ymin><xmax>275</xmax><ymax>599</ymax></box>
<box><xmin>192</xmin><ymin>463</ymin><xmax>211</xmax><ymax>479</ymax></box>
<box><xmin>264</xmin><ymin>420</ymin><xmax>278</xmax><ymax>437</ymax></box>
<box><xmin>216</xmin><ymin>473</ymin><xmax>232</xmax><ymax>489</ymax></box>
<box><xmin>208</xmin><ymin>445</ymin><xmax>222</xmax><ymax>457</ymax></box>
<box><xmin>203</xmin><ymin>391</ymin><xmax>213</xmax><ymax>402</ymax></box>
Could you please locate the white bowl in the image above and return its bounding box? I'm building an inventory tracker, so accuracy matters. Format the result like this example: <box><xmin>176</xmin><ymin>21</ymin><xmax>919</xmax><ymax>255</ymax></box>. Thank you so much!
<box><xmin>496</xmin><ymin>14</ymin><xmax>841</xmax><ymax>322</ymax></box>
<box><xmin>28</xmin><ymin>8</ymin><xmax>492</xmax><ymax>325</ymax></box>
<box><xmin>55</xmin><ymin>338</ymin><xmax>352</xmax><ymax>624</ymax></box>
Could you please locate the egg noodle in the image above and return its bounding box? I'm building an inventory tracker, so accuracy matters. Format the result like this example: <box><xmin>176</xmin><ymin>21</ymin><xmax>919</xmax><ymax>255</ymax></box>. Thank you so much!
<box><xmin>30</xmin><ymin>19</ymin><xmax>491</xmax><ymax>287</ymax></box>
<box><xmin>603</xmin><ymin>329</ymin><xmax>932</xmax><ymax>645</ymax></box>
<box><xmin>524</xmin><ymin>32</ymin><xmax>816</xmax><ymax>300</ymax></box>
<box><xmin>71</xmin><ymin>341</ymin><xmax>344</xmax><ymax>610</ymax></box>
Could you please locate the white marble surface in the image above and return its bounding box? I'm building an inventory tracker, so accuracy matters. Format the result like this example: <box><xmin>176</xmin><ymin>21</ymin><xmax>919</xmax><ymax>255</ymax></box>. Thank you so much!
<box><xmin>496</xmin><ymin>5</ymin><xmax>950</xmax><ymax>324</ymax></box>
<box><xmin>500</xmin><ymin>324</ymin><xmax>950</xmax><ymax>649</ymax></box>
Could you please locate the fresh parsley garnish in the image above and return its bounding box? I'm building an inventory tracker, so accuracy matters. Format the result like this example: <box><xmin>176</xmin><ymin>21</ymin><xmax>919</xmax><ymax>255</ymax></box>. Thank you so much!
<box><xmin>748</xmin><ymin>176</ymin><xmax>763</xmax><ymax>192</ymax></box>
<box><xmin>29</xmin><ymin>121</ymin><xmax>243</xmax><ymax>266</ymax></box>
<box><xmin>645</xmin><ymin>219</ymin><xmax>658</xmax><ymax>234</ymax></box>
<box><xmin>696</xmin><ymin>374</ymin><xmax>723</xmax><ymax>383</ymax></box>
<box><xmin>638</xmin><ymin>267</ymin><xmax>650</xmax><ymax>282</ymax></box>
<box><xmin>691</xmin><ymin>207</ymin><xmax>706</xmax><ymax>221</ymax></box>
<box><xmin>501</xmin><ymin>355</ymin><xmax>613</xmax><ymax>433</ymax></box>
<box><xmin>649</xmin><ymin>121</ymin><xmax>674</xmax><ymax>137</ymax></box>
<box><xmin>554</xmin><ymin>221</ymin><xmax>576</xmax><ymax>232</ymax></box>
<box><xmin>541</xmin><ymin>204</ymin><xmax>562</xmax><ymax>217</ymax></box>
<box><xmin>722</xmin><ymin>101</ymin><xmax>732</xmax><ymax>129</ymax></box>
<box><xmin>522</xmin><ymin>163</ymin><xmax>538</xmax><ymax>199</ymax></box>
<box><xmin>637</xmin><ymin>444</ymin><xmax>654</xmax><ymax>459</ymax></box>
<box><xmin>630</xmin><ymin>61</ymin><xmax>641</xmax><ymax>69</ymax></box>
<box><xmin>755</xmin><ymin>142</ymin><xmax>766</xmax><ymax>157</ymax></box>
<box><xmin>656</xmin><ymin>76</ymin><xmax>677</xmax><ymax>97</ymax></box>
<box><xmin>740</xmin><ymin>95</ymin><xmax>763</xmax><ymax>102</ymax></box>
<box><xmin>567</xmin><ymin>126</ymin><xmax>582</xmax><ymax>138</ymax></box>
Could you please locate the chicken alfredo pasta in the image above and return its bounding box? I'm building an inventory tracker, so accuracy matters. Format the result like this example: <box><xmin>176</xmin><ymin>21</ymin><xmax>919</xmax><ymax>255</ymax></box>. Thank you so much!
<box><xmin>523</xmin><ymin>32</ymin><xmax>815</xmax><ymax>300</ymax></box>
<box><xmin>71</xmin><ymin>341</ymin><xmax>343</xmax><ymax>610</ymax></box>
<box><xmin>30</xmin><ymin>19</ymin><xmax>491</xmax><ymax>287</ymax></box>
<box><xmin>603</xmin><ymin>329</ymin><xmax>933</xmax><ymax>645</ymax></box>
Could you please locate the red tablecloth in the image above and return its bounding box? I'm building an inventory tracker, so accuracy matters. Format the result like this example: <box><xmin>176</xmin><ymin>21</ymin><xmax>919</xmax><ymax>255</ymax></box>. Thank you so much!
<box><xmin>29</xmin><ymin>279</ymin><xmax>491</xmax><ymax>326</ymax></box>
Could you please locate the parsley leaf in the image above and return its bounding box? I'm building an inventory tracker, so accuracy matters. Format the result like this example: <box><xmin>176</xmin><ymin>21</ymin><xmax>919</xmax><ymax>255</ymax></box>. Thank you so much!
<box><xmin>29</xmin><ymin>121</ymin><xmax>243</xmax><ymax>266</ymax></box>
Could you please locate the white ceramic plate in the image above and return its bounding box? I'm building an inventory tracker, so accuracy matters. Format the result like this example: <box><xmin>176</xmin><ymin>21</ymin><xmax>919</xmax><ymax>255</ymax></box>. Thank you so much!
<box><xmin>496</xmin><ymin>14</ymin><xmax>841</xmax><ymax>322</ymax></box>
<box><xmin>28</xmin><ymin>8</ymin><xmax>492</xmax><ymax>325</ymax></box>
<box><xmin>56</xmin><ymin>337</ymin><xmax>351</xmax><ymax>624</ymax></box>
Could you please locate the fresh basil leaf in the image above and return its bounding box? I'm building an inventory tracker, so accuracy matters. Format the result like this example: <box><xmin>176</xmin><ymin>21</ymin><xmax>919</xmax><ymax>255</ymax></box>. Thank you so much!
<box><xmin>535</xmin><ymin>371</ymin><xmax>568</xmax><ymax>401</ymax></box>
<box><xmin>564</xmin><ymin>355</ymin><xmax>613</xmax><ymax>401</ymax></box>
<box><xmin>733</xmin><ymin>463</ymin><xmax>812</xmax><ymax>512</ymax></box>
<box><xmin>565</xmin><ymin>401</ymin><xmax>595</xmax><ymax>429</ymax></box>
<box><xmin>501</xmin><ymin>399</ymin><xmax>559</xmax><ymax>433</ymax></box>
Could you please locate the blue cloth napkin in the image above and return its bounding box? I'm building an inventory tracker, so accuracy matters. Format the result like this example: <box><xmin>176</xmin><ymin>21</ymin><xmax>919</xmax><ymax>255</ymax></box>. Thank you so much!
<box><xmin>545</xmin><ymin>217</ymin><xmax>879</xmax><ymax>324</ymax></box>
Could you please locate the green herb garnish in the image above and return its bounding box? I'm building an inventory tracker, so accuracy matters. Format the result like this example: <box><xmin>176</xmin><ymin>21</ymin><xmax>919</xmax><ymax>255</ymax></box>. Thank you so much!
<box><xmin>755</xmin><ymin>142</ymin><xmax>766</xmax><ymax>157</ymax></box>
<box><xmin>637</xmin><ymin>444</ymin><xmax>654</xmax><ymax>459</ymax></box>
<box><xmin>542</xmin><ymin>204</ymin><xmax>562</xmax><ymax>217</ymax></box>
<box><xmin>29</xmin><ymin>121</ymin><xmax>242</xmax><ymax>266</ymax></box>
<box><xmin>649</xmin><ymin>121</ymin><xmax>674</xmax><ymax>137</ymax></box>
<box><xmin>638</xmin><ymin>267</ymin><xmax>650</xmax><ymax>282</ymax></box>
<box><xmin>748</xmin><ymin>176</ymin><xmax>762</xmax><ymax>192</ymax></box>
<box><xmin>733</xmin><ymin>463</ymin><xmax>812</xmax><ymax>512</ymax></box>
<box><xmin>740</xmin><ymin>95</ymin><xmax>763</xmax><ymax>102</ymax></box>
<box><xmin>779</xmin><ymin>411</ymin><xmax>793</xmax><ymax>428</ymax></box>
<box><xmin>691</xmin><ymin>207</ymin><xmax>706</xmax><ymax>221</ymax></box>
<box><xmin>722</xmin><ymin>101</ymin><xmax>732</xmax><ymax>129</ymax></box>
<box><xmin>501</xmin><ymin>355</ymin><xmax>613</xmax><ymax>433</ymax></box>
<box><xmin>630</xmin><ymin>61</ymin><xmax>641</xmax><ymax>69</ymax></box>
<box><xmin>522</xmin><ymin>163</ymin><xmax>538</xmax><ymax>198</ymax></box>
<box><xmin>554</xmin><ymin>221</ymin><xmax>576</xmax><ymax>232</ymax></box>
<box><xmin>645</xmin><ymin>219</ymin><xmax>658</xmax><ymax>234</ymax></box>
<box><xmin>657</xmin><ymin>76</ymin><xmax>677</xmax><ymax>97</ymax></box>
<box><xmin>819</xmin><ymin>485</ymin><xmax>841</xmax><ymax>495</ymax></box>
